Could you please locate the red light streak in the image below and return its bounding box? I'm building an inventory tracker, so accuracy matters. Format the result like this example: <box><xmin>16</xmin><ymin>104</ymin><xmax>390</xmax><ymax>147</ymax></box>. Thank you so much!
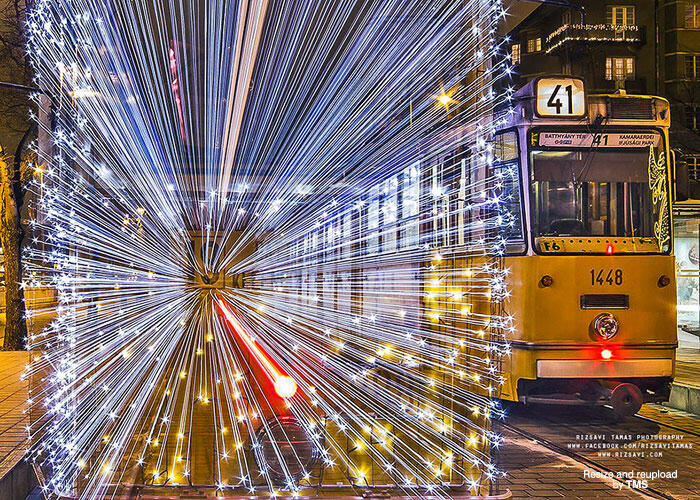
<box><xmin>216</xmin><ymin>297</ymin><xmax>297</xmax><ymax>399</ymax></box>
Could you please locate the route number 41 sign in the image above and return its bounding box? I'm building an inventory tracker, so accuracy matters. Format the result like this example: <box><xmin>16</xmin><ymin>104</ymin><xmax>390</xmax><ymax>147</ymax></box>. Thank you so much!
<box><xmin>536</xmin><ymin>77</ymin><xmax>586</xmax><ymax>117</ymax></box>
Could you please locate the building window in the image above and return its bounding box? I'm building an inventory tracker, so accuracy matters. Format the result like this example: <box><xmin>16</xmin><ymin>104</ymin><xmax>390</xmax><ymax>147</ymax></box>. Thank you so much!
<box><xmin>685</xmin><ymin>2</ymin><xmax>700</xmax><ymax>28</ymax></box>
<box><xmin>685</xmin><ymin>106</ymin><xmax>700</xmax><ymax>130</ymax></box>
<box><xmin>562</xmin><ymin>10</ymin><xmax>572</xmax><ymax>25</ymax></box>
<box><xmin>511</xmin><ymin>43</ymin><xmax>521</xmax><ymax>64</ymax></box>
<box><xmin>686</xmin><ymin>55</ymin><xmax>700</xmax><ymax>78</ymax></box>
<box><xmin>607</xmin><ymin>6</ymin><xmax>635</xmax><ymax>26</ymax></box>
<box><xmin>605</xmin><ymin>57</ymin><xmax>635</xmax><ymax>81</ymax></box>
<box><xmin>527</xmin><ymin>37</ymin><xmax>541</xmax><ymax>53</ymax></box>
<box><xmin>686</xmin><ymin>155</ymin><xmax>700</xmax><ymax>181</ymax></box>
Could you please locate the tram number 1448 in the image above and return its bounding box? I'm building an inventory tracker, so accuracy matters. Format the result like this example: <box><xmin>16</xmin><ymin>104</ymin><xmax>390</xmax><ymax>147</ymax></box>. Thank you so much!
<box><xmin>590</xmin><ymin>269</ymin><xmax>623</xmax><ymax>286</ymax></box>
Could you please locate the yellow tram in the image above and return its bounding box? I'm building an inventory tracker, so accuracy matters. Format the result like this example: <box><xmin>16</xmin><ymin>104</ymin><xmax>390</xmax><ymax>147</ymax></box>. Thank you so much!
<box><xmin>184</xmin><ymin>76</ymin><xmax>680</xmax><ymax>492</ymax></box>
<box><xmin>496</xmin><ymin>77</ymin><xmax>677</xmax><ymax>417</ymax></box>
<box><xmin>275</xmin><ymin>75</ymin><xmax>679</xmax><ymax>429</ymax></box>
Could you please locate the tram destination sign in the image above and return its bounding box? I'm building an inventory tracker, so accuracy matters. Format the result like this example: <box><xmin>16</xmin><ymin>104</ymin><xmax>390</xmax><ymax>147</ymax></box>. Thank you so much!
<box><xmin>532</xmin><ymin>131</ymin><xmax>661</xmax><ymax>149</ymax></box>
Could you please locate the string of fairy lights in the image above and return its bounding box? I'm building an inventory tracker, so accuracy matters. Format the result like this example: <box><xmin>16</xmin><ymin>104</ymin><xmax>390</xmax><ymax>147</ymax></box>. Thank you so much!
<box><xmin>21</xmin><ymin>0</ymin><xmax>517</xmax><ymax>498</ymax></box>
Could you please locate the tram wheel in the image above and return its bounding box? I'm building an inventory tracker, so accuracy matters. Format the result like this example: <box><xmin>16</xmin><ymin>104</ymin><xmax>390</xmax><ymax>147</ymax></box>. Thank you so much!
<box><xmin>610</xmin><ymin>383</ymin><xmax>643</xmax><ymax>419</ymax></box>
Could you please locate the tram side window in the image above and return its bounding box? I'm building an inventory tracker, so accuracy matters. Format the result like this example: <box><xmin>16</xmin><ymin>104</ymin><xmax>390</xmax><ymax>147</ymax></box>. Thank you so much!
<box><xmin>442</xmin><ymin>151</ymin><xmax>464</xmax><ymax>247</ymax></box>
<box><xmin>342</xmin><ymin>211</ymin><xmax>352</xmax><ymax>259</ymax></box>
<box><xmin>381</xmin><ymin>177</ymin><xmax>398</xmax><ymax>252</ymax></box>
<box><xmin>368</xmin><ymin>185</ymin><xmax>380</xmax><ymax>254</ymax></box>
<box><xmin>461</xmin><ymin>150</ymin><xmax>488</xmax><ymax>247</ymax></box>
<box><xmin>493</xmin><ymin>131</ymin><xmax>526</xmax><ymax>254</ymax></box>
<box><xmin>401</xmin><ymin>162</ymin><xmax>420</xmax><ymax>248</ymax></box>
<box><xmin>431</xmin><ymin>162</ymin><xmax>450</xmax><ymax>247</ymax></box>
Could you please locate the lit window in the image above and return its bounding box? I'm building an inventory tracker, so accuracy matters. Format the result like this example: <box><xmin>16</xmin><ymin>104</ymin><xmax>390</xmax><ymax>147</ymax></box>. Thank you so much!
<box><xmin>527</xmin><ymin>37</ymin><xmax>541</xmax><ymax>53</ymax></box>
<box><xmin>685</xmin><ymin>2</ymin><xmax>700</xmax><ymax>28</ymax></box>
<box><xmin>686</xmin><ymin>155</ymin><xmax>700</xmax><ymax>181</ymax></box>
<box><xmin>381</xmin><ymin>177</ymin><xmax>398</xmax><ymax>252</ymax></box>
<box><xmin>685</xmin><ymin>106</ymin><xmax>700</xmax><ymax>130</ymax></box>
<box><xmin>511</xmin><ymin>44</ymin><xmax>521</xmax><ymax>65</ymax></box>
<box><xmin>367</xmin><ymin>187</ymin><xmax>379</xmax><ymax>255</ymax></box>
<box><xmin>562</xmin><ymin>10</ymin><xmax>572</xmax><ymax>25</ymax></box>
<box><xmin>607</xmin><ymin>6</ymin><xmax>635</xmax><ymax>26</ymax></box>
<box><xmin>605</xmin><ymin>57</ymin><xmax>635</xmax><ymax>81</ymax></box>
<box><xmin>685</xmin><ymin>55</ymin><xmax>700</xmax><ymax>78</ymax></box>
<box><xmin>401</xmin><ymin>162</ymin><xmax>420</xmax><ymax>248</ymax></box>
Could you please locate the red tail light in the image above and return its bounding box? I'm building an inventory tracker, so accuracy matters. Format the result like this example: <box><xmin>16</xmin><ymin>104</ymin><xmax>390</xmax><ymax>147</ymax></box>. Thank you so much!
<box><xmin>600</xmin><ymin>348</ymin><xmax>613</xmax><ymax>360</ymax></box>
<box><xmin>605</xmin><ymin>244</ymin><xmax>614</xmax><ymax>255</ymax></box>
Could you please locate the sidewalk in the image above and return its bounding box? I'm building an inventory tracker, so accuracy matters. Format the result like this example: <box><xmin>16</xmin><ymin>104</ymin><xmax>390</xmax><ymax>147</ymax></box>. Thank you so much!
<box><xmin>669</xmin><ymin>348</ymin><xmax>700</xmax><ymax>414</ymax></box>
<box><xmin>0</xmin><ymin>351</ymin><xmax>36</xmax><ymax>500</ymax></box>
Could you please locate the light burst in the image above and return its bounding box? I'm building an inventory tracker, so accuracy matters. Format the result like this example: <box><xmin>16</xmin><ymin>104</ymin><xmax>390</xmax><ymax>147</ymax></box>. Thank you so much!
<box><xmin>22</xmin><ymin>0</ymin><xmax>515</xmax><ymax>497</ymax></box>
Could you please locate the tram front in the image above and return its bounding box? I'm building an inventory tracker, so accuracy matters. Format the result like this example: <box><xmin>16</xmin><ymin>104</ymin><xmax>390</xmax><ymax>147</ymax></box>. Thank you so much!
<box><xmin>500</xmin><ymin>77</ymin><xmax>677</xmax><ymax>417</ymax></box>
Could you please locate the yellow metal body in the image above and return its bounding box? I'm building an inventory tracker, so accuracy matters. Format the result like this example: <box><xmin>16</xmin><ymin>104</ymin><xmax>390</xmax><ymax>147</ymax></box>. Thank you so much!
<box><xmin>499</xmin><ymin>255</ymin><xmax>677</xmax><ymax>401</ymax></box>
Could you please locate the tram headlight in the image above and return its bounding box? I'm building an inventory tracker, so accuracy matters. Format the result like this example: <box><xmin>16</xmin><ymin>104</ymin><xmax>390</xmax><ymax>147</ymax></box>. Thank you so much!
<box><xmin>592</xmin><ymin>313</ymin><xmax>619</xmax><ymax>340</ymax></box>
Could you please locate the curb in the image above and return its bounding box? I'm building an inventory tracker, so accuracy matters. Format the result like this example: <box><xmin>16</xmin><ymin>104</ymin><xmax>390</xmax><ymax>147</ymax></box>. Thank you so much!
<box><xmin>667</xmin><ymin>383</ymin><xmax>700</xmax><ymax>415</ymax></box>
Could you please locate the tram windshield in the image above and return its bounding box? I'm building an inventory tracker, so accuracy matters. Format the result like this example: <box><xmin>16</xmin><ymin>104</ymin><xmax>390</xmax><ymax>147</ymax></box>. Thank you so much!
<box><xmin>529</xmin><ymin>130</ymin><xmax>671</xmax><ymax>254</ymax></box>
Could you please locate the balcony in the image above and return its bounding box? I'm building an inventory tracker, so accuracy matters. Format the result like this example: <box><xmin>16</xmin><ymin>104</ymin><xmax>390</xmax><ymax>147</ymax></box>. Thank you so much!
<box><xmin>545</xmin><ymin>24</ymin><xmax>645</xmax><ymax>54</ymax></box>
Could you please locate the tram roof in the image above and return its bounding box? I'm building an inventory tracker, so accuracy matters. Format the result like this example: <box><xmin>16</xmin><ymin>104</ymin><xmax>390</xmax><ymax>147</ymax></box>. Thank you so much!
<box><xmin>504</xmin><ymin>77</ymin><xmax>670</xmax><ymax>129</ymax></box>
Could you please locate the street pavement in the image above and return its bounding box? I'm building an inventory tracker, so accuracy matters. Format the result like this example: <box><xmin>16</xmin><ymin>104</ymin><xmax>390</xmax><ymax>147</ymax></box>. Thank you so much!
<box><xmin>495</xmin><ymin>402</ymin><xmax>699</xmax><ymax>499</ymax></box>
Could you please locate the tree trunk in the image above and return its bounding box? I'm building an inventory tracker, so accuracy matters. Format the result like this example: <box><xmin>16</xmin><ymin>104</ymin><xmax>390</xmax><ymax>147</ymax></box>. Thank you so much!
<box><xmin>0</xmin><ymin>157</ymin><xmax>27</xmax><ymax>350</ymax></box>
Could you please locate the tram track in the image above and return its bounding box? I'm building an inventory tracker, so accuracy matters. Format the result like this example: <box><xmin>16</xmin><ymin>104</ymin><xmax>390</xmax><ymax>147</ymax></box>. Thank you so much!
<box><xmin>631</xmin><ymin>410</ymin><xmax>700</xmax><ymax>439</ymax></box>
<box><xmin>496</xmin><ymin>420</ymin><xmax>676</xmax><ymax>500</ymax></box>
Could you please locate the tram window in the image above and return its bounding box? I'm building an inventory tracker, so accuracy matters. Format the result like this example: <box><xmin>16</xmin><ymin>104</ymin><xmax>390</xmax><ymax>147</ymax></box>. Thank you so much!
<box><xmin>381</xmin><ymin>177</ymin><xmax>398</xmax><ymax>252</ymax></box>
<box><xmin>530</xmin><ymin>140</ymin><xmax>671</xmax><ymax>253</ymax></box>
<box><xmin>342</xmin><ymin>212</ymin><xmax>352</xmax><ymax>259</ymax></box>
<box><xmin>441</xmin><ymin>155</ymin><xmax>461</xmax><ymax>246</ymax></box>
<box><xmin>368</xmin><ymin>186</ymin><xmax>380</xmax><ymax>254</ymax></box>
<box><xmin>401</xmin><ymin>162</ymin><xmax>420</xmax><ymax>248</ymax></box>
<box><xmin>493</xmin><ymin>131</ymin><xmax>526</xmax><ymax>253</ymax></box>
<box><xmin>429</xmin><ymin>163</ymin><xmax>450</xmax><ymax>247</ymax></box>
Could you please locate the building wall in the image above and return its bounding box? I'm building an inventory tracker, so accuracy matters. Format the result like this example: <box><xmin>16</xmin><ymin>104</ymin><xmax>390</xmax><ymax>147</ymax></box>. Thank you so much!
<box><xmin>662</xmin><ymin>0</ymin><xmax>700</xmax><ymax>176</ymax></box>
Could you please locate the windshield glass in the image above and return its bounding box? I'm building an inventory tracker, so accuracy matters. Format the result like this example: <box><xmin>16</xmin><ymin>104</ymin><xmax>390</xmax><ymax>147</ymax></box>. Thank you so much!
<box><xmin>529</xmin><ymin>130</ymin><xmax>670</xmax><ymax>254</ymax></box>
